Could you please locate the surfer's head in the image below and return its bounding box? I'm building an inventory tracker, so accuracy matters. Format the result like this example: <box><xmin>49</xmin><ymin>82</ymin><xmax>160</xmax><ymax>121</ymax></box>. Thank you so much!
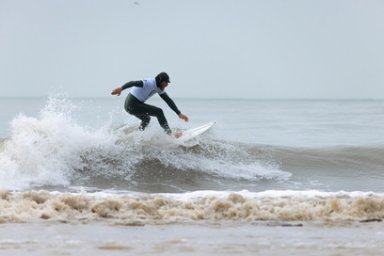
<box><xmin>156</xmin><ymin>72</ymin><xmax>170</xmax><ymax>90</ymax></box>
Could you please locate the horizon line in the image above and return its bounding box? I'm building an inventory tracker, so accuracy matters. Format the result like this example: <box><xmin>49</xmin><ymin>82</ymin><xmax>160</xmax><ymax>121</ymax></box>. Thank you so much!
<box><xmin>1</xmin><ymin>96</ymin><xmax>384</xmax><ymax>101</ymax></box>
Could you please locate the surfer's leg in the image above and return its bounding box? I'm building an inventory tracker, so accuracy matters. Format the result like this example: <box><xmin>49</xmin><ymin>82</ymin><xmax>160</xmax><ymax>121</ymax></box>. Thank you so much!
<box><xmin>127</xmin><ymin>111</ymin><xmax>151</xmax><ymax>131</ymax></box>
<box><xmin>135</xmin><ymin>104</ymin><xmax>171</xmax><ymax>134</ymax></box>
<box><xmin>136</xmin><ymin>114</ymin><xmax>150</xmax><ymax>131</ymax></box>
<box><xmin>129</xmin><ymin>105</ymin><xmax>171</xmax><ymax>134</ymax></box>
<box><xmin>153</xmin><ymin>109</ymin><xmax>171</xmax><ymax>134</ymax></box>
<box><xmin>144</xmin><ymin>106</ymin><xmax>171</xmax><ymax>134</ymax></box>
<box><xmin>125</xmin><ymin>94</ymin><xmax>151</xmax><ymax>131</ymax></box>
<box><xmin>125</xmin><ymin>94</ymin><xmax>171</xmax><ymax>134</ymax></box>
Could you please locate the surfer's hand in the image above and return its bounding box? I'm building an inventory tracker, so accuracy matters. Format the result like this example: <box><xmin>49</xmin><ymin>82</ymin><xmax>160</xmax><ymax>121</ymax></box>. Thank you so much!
<box><xmin>179</xmin><ymin>113</ymin><xmax>189</xmax><ymax>122</ymax></box>
<box><xmin>111</xmin><ymin>87</ymin><xmax>122</xmax><ymax>96</ymax></box>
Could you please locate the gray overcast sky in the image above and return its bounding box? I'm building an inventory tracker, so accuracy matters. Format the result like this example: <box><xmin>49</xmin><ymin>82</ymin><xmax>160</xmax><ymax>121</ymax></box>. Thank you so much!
<box><xmin>0</xmin><ymin>0</ymin><xmax>383</xmax><ymax>99</ymax></box>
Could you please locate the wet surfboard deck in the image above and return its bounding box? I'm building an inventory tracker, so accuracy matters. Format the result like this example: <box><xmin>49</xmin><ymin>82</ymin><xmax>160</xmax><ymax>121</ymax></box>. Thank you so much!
<box><xmin>176</xmin><ymin>121</ymin><xmax>215</xmax><ymax>143</ymax></box>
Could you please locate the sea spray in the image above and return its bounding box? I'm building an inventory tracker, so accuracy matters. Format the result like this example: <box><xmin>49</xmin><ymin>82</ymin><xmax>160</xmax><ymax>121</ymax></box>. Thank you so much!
<box><xmin>0</xmin><ymin>97</ymin><xmax>116</xmax><ymax>189</ymax></box>
<box><xmin>0</xmin><ymin>97</ymin><xmax>289</xmax><ymax>191</ymax></box>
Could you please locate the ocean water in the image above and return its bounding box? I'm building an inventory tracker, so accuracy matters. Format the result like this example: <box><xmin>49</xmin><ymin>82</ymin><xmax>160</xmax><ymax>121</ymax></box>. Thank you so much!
<box><xmin>1</xmin><ymin>96</ymin><xmax>384</xmax><ymax>255</ymax></box>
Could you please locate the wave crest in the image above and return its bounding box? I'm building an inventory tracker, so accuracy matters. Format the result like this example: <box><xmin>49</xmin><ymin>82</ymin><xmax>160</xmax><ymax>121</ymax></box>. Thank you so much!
<box><xmin>0</xmin><ymin>190</ymin><xmax>383</xmax><ymax>224</ymax></box>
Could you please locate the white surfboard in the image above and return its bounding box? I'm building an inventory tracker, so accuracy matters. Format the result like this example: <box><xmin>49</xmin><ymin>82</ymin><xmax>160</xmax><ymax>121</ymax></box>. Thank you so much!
<box><xmin>176</xmin><ymin>121</ymin><xmax>215</xmax><ymax>143</ymax></box>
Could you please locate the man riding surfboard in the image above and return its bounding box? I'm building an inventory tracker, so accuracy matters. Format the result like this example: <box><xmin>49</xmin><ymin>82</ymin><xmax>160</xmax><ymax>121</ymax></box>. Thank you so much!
<box><xmin>111</xmin><ymin>72</ymin><xmax>189</xmax><ymax>136</ymax></box>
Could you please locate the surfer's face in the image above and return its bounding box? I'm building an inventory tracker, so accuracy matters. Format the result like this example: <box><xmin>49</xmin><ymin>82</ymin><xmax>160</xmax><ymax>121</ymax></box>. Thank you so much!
<box><xmin>159</xmin><ymin>81</ymin><xmax>169</xmax><ymax>90</ymax></box>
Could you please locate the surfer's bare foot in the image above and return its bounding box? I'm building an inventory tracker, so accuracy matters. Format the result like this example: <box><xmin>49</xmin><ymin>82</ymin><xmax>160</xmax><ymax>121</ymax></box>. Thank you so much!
<box><xmin>174</xmin><ymin>130</ymin><xmax>183</xmax><ymax>138</ymax></box>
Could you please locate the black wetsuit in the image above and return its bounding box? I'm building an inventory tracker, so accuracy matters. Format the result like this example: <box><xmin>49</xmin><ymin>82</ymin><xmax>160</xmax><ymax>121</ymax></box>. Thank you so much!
<box><xmin>121</xmin><ymin>80</ymin><xmax>181</xmax><ymax>134</ymax></box>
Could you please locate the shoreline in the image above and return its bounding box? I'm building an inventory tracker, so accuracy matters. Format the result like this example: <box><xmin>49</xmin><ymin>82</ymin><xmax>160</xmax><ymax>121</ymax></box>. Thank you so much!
<box><xmin>1</xmin><ymin>222</ymin><xmax>383</xmax><ymax>256</ymax></box>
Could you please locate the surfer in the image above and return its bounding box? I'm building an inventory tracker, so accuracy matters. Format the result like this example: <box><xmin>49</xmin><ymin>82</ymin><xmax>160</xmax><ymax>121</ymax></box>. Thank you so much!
<box><xmin>111</xmin><ymin>72</ymin><xmax>189</xmax><ymax>136</ymax></box>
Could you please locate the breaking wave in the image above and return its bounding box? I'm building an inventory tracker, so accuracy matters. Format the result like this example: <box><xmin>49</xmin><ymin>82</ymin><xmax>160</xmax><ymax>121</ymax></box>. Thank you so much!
<box><xmin>0</xmin><ymin>97</ymin><xmax>289</xmax><ymax>191</ymax></box>
<box><xmin>1</xmin><ymin>97</ymin><xmax>383</xmax><ymax>192</ymax></box>
<box><xmin>0</xmin><ymin>190</ymin><xmax>383</xmax><ymax>224</ymax></box>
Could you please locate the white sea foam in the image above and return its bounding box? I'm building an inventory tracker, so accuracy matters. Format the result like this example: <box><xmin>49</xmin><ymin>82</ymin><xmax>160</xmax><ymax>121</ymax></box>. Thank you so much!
<box><xmin>0</xmin><ymin>97</ymin><xmax>289</xmax><ymax>191</ymax></box>
<box><xmin>0</xmin><ymin>97</ymin><xmax>116</xmax><ymax>189</ymax></box>
<box><xmin>0</xmin><ymin>189</ymin><xmax>383</xmax><ymax>224</ymax></box>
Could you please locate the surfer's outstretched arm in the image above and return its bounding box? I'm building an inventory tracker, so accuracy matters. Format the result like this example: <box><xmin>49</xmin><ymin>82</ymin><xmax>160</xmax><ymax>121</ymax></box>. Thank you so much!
<box><xmin>160</xmin><ymin>93</ymin><xmax>189</xmax><ymax>122</ymax></box>
<box><xmin>111</xmin><ymin>81</ymin><xmax>144</xmax><ymax>96</ymax></box>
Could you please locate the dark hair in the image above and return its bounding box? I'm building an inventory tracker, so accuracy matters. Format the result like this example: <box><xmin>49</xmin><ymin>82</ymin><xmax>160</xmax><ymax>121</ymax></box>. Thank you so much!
<box><xmin>155</xmin><ymin>72</ymin><xmax>170</xmax><ymax>86</ymax></box>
